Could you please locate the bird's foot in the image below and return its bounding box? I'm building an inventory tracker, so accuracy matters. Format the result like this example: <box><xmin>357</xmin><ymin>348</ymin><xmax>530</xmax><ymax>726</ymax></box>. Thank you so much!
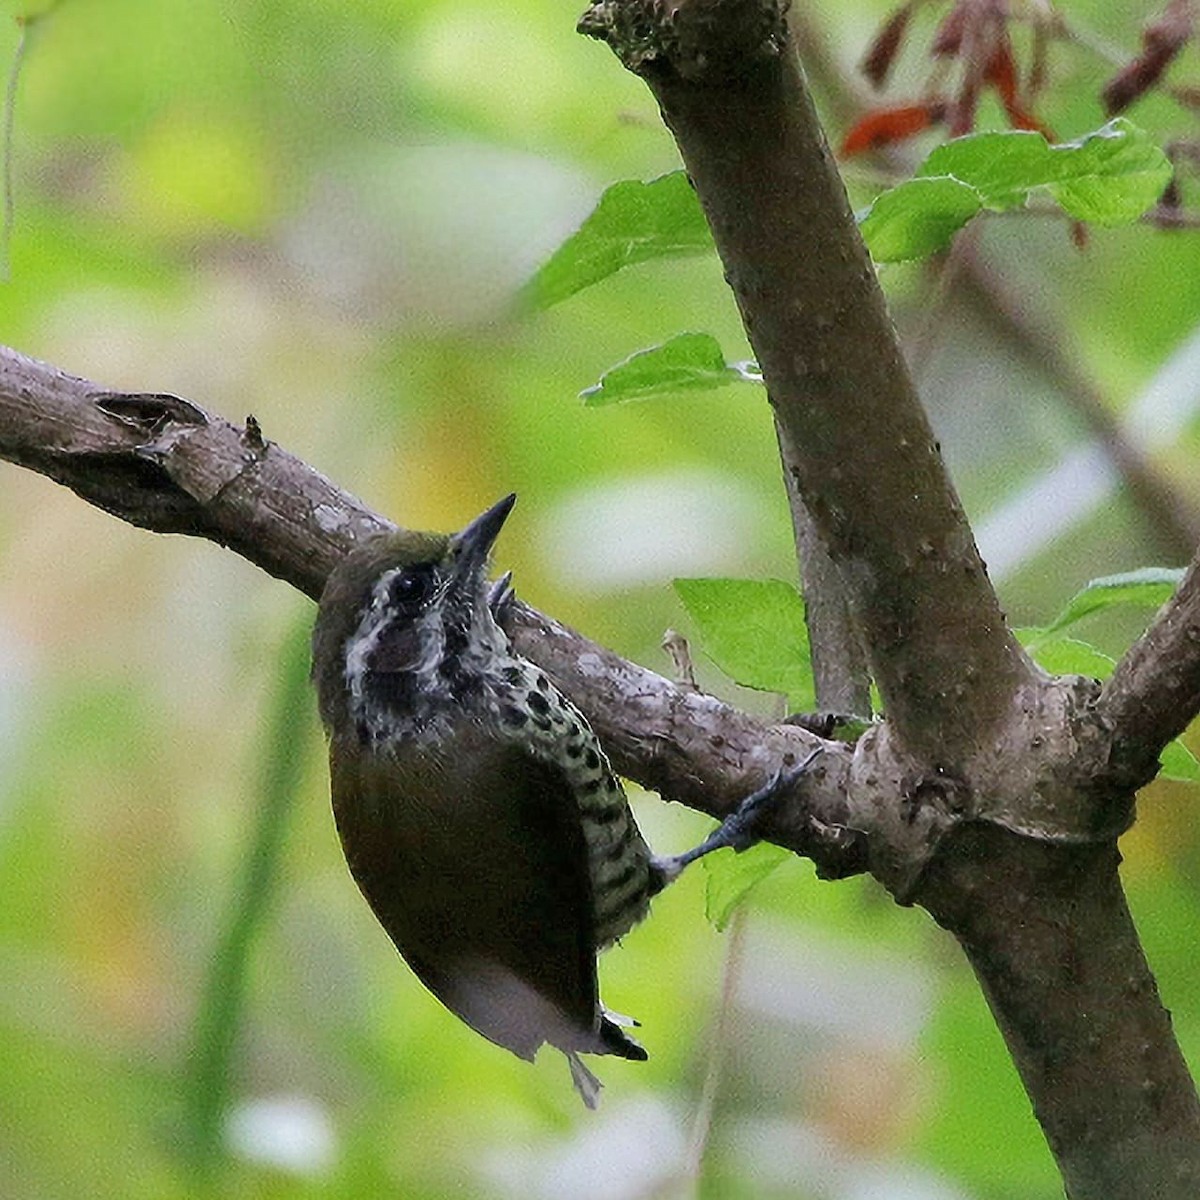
<box><xmin>649</xmin><ymin>747</ymin><xmax>823</xmax><ymax>892</ymax></box>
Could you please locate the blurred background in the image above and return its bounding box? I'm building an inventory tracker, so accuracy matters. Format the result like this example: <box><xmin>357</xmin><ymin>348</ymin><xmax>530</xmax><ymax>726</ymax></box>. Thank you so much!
<box><xmin>1</xmin><ymin>1</ymin><xmax>1199</xmax><ymax>1197</ymax></box>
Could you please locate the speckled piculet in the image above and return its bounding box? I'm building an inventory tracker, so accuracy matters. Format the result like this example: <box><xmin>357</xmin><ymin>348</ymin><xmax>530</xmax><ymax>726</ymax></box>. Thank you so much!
<box><xmin>312</xmin><ymin>494</ymin><xmax>797</xmax><ymax>1106</ymax></box>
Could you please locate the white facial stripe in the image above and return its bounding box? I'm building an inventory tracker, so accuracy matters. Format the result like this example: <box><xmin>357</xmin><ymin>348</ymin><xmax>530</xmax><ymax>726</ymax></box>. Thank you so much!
<box><xmin>342</xmin><ymin>567</ymin><xmax>450</xmax><ymax>739</ymax></box>
<box><xmin>343</xmin><ymin>568</ymin><xmax>402</xmax><ymax>711</ymax></box>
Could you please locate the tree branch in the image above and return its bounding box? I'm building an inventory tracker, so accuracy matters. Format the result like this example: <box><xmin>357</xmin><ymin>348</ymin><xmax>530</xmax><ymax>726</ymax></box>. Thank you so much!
<box><xmin>790</xmin><ymin>8</ymin><xmax>1200</xmax><ymax>572</ymax></box>
<box><xmin>774</xmin><ymin>418</ymin><xmax>872</xmax><ymax>716</ymax></box>
<box><xmin>0</xmin><ymin>344</ymin><xmax>385</xmax><ymax>597</ymax></box>
<box><xmin>955</xmin><ymin>246</ymin><xmax>1200</xmax><ymax>562</ymax></box>
<box><xmin>1098</xmin><ymin>554</ymin><xmax>1200</xmax><ymax>785</ymax></box>
<box><xmin>921</xmin><ymin>825</ymin><xmax>1200</xmax><ymax>1198</ymax></box>
<box><xmin>580</xmin><ymin>0</ymin><xmax>1035</xmax><ymax>767</ymax></box>
<box><xmin>0</xmin><ymin>342</ymin><xmax>865</xmax><ymax>873</ymax></box>
<box><xmin>6</xmin><ymin>4</ymin><xmax>1200</xmax><ymax>1186</ymax></box>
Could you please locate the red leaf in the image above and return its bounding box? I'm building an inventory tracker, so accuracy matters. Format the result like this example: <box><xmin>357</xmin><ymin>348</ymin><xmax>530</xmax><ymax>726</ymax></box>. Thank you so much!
<box><xmin>1102</xmin><ymin>0</ymin><xmax>1195</xmax><ymax>114</ymax></box>
<box><xmin>932</xmin><ymin>3</ymin><xmax>966</xmax><ymax>56</ymax></box>
<box><xmin>862</xmin><ymin>3</ymin><xmax>917</xmax><ymax>89</ymax></box>
<box><xmin>983</xmin><ymin>36</ymin><xmax>1019</xmax><ymax>108</ymax></box>
<box><xmin>840</xmin><ymin>102</ymin><xmax>947</xmax><ymax>156</ymax></box>
<box><xmin>1004</xmin><ymin>102</ymin><xmax>1054</xmax><ymax>139</ymax></box>
<box><xmin>982</xmin><ymin>35</ymin><xmax>1054</xmax><ymax>138</ymax></box>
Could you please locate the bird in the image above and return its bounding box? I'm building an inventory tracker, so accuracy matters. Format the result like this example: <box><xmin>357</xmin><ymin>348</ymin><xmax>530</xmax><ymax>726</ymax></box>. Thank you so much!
<box><xmin>311</xmin><ymin>493</ymin><xmax>815</xmax><ymax>1106</ymax></box>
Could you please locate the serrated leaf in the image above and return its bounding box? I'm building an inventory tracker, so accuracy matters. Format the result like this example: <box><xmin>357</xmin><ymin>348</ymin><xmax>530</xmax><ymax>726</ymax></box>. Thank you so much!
<box><xmin>860</xmin><ymin>119</ymin><xmax>1169</xmax><ymax>262</ymax></box>
<box><xmin>859</xmin><ymin>175</ymin><xmax>984</xmax><ymax>263</ymax></box>
<box><xmin>674</xmin><ymin>577</ymin><xmax>815</xmax><ymax>710</ymax></box>
<box><xmin>581</xmin><ymin>333</ymin><xmax>760</xmax><ymax>405</ymax></box>
<box><xmin>703</xmin><ymin>841</ymin><xmax>790</xmax><ymax>931</ymax></box>
<box><xmin>522</xmin><ymin>172</ymin><xmax>711</xmax><ymax>310</ymax></box>
<box><xmin>1041</xmin><ymin>567</ymin><xmax>1184</xmax><ymax>637</ymax></box>
<box><xmin>1043</xmin><ymin>123</ymin><xmax>1172</xmax><ymax>224</ymax></box>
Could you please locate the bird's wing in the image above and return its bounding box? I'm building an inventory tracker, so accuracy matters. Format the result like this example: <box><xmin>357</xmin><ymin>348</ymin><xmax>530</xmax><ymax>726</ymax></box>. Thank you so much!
<box><xmin>330</xmin><ymin>731</ymin><xmax>607</xmax><ymax>1061</ymax></box>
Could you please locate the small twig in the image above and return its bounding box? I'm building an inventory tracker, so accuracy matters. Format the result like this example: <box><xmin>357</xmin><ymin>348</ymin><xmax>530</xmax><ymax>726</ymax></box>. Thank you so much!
<box><xmin>662</xmin><ymin>628</ymin><xmax>699</xmax><ymax>691</ymax></box>
<box><xmin>956</xmin><ymin>244</ymin><xmax>1200</xmax><ymax>559</ymax></box>
<box><xmin>1050</xmin><ymin>11</ymin><xmax>1133</xmax><ymax>69</ymax></box>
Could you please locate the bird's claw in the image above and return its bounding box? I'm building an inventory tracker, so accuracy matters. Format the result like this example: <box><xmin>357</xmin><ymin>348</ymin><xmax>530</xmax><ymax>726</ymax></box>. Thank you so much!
<box><xmin>649</xmin><ymin>747</ymin><xmax>823</xmax><ymax>889</ymax></box>
<box><xmin>716</xmin><ymin>757</ymin><xmax>815</xmax><ymax>851</ymax></box>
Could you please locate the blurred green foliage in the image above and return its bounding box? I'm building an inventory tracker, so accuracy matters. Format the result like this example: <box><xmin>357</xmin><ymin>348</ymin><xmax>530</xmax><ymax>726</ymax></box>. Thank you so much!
<box><xmin>1</xmin><ymin>2</ymin><xmax>1200</xmax><ymax>1198</ymax></box>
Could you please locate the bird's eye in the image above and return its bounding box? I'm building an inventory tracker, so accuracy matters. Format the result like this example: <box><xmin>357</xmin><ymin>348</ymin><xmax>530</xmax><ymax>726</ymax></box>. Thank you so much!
<box><xmin>388</xmin><ymin>568</ymin><xmax>433</xmax><ymax>610</ymax></box>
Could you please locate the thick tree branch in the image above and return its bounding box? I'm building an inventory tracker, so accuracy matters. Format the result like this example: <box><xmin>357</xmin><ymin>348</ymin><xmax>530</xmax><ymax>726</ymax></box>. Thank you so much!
<box><xmin>0</xmin><ymin>343</ymin><xmax>864</xmax><ymax>874</ymax></box>
<box><xmin>5</xmin><ymin>3</ymin><xmax>1200</xmax><ymax>1187</ymax></box>
<box><xmin>790</xmin><ymin>7</ymin><xmax>1200</xmax><ymax>568</ymax></box>
<box><xmin>922</xmin><ymin>825</ymin><xmax>1200</xmax><ymax>1198</ymax></box>
<box><xmin>581</xmin><ymin>0</ymin><xmax>1035</xmax><ymax>768</ymax></box>
<box><xmin>0</xmin><ymin>344</ymin><xmax>386</xmax><ymax>596</ymax></box>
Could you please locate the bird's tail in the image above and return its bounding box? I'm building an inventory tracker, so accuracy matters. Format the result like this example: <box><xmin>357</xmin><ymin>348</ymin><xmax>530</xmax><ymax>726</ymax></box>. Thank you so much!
<box><xmin>600</xmin><ymin>1010</ymin><xmax>648</xmax><ymax>1061</ymax></box>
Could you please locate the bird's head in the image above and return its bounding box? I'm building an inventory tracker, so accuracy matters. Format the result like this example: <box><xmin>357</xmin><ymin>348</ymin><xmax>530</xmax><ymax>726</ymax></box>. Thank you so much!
<box><xmin>312</xmin><ymin>493</ymin><xmax>516</xmax><ymax>737</ymax></box>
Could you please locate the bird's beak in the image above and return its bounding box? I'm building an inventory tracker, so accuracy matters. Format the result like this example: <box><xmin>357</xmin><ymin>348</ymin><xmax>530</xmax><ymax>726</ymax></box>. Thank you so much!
<box><xmin>451</xmin><ymin>493</ymin><xmax>516</xmax><ymax>582</ymax></box>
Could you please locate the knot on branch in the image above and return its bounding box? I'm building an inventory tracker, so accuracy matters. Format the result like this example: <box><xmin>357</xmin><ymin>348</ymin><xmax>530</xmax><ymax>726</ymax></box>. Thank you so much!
<box><xmin>94</xmin><ymin>391</ymin><xmax>208</xmax><ymax>436</ymax></box>
<box><xmin>578</xmin><ymin>0</ymin><xmax>791</xmax><ymax>81</ymax></box>
<box><xmin>847</xmin><ymin>675</ymin><xmax>1137</xmax><ymax>903</ymax></box>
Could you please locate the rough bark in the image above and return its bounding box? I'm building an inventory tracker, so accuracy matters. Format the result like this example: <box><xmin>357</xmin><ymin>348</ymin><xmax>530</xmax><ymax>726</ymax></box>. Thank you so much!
<box><xmin>585</xmin><ymin>0</ymin><xmax>1033</xmax><ymax>770</ymax></box>
<box><xmin>1098</xmin><ymin>556</ymin><xmax>1200</xmax><ymax>786</ymax></box>
<box><xmin>922</xmin><ymin>826</ymin><xmax>1200</xmax><ymax>1198</ymax></box>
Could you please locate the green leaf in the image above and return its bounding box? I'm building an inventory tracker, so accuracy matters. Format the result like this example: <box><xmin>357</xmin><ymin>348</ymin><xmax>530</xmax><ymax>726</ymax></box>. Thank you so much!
<box><xmin>918</xmin><ymin>118</ymin><xmax>1170</xmax><ymax>225</ymax></box>
<box><xmin>522</xmin><ymin>171</ymin><xmax>711</xmax><ymax>310</ymax></box>
<box><xmin>703</xmin><ymin>841</ymin><xmax>791</xmax><ymax>931</ymax></box>
<box><xmin>1161</xmin><ymin>739</ymin><xmax>1200</xmax><ymax>783</ymax></box>
<box><xmin>1041</xmin><ymin>567</ymin><xmax>1184</xmax><ymax>637</ymax></box>
<box><xmin>580</xmin><ymin>332</ymin><xmax>760</xmax><ymax>405</ymax></box>
<box><xmin>859</xmin><ymin>119</ymin><xmax>1170</xmax><ymax>262</ymax></box>
<box><xmin>859</xmin><ymin>175</ymin><xmax>984</xmax><ymax>263</ymax></box>
<box><xmin>1016</xmin><ymin>631</ymin><xmax>1117</xmax><ymax>678</ymax></box>
<box><xmin>673</xmin><ymin>577</ymin><xmax>814</xmax><ymax>710</ymax></box>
